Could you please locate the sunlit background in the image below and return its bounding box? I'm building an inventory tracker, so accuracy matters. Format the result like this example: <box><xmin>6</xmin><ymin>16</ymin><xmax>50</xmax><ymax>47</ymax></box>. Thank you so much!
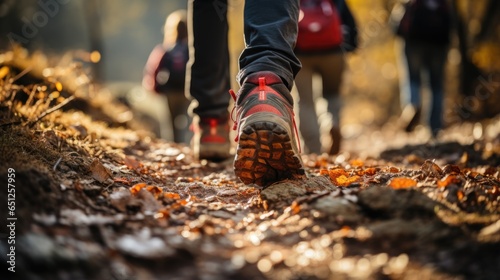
<box><xmin>1</xmin><ymin>0</ymin><xmax>499</xmax><ymax>145</ymax></box>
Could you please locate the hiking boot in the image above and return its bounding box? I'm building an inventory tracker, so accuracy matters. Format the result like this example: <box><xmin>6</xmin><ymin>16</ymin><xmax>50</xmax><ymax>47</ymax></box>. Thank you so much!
<box><xmin>230</xmin><ymin>71</ymin><xmax>306</xmax><ymax>187</ymax></box>
<box><xmin>192</xmin><ymin>116</ymin><xmax>231</xmax><ymax>161</ymax></box>
<box><xmin>328</xmin><ymin>125</ymin><xmax>341</xmax><ymax>155</ymax></box>
<box><xmin>400</xmin><ymin>105</ymin><xmax>421</xmax><ymax>133</ymax></box>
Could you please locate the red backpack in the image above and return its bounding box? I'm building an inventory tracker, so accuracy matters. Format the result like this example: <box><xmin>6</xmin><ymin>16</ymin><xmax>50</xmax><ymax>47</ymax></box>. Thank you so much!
<box><xmin>296</xmin><ymin>0</ymin><xmax>343</xmax><ymax>52</ymax></box>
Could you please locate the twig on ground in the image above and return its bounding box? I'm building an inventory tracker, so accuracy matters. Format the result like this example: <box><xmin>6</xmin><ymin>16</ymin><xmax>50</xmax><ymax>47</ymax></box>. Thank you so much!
<box><xmin>10</xmin><ymin>66</ymin><xmax>32</xmax><ymax>82</ymax></box>
<box><xmin>53</xmin><ymin>157</ymin><xmax>63</xmax><ymax>171</ymax></box>
<box><xmin>28</xmin><ymin>95</ymin><xmax>76</xmax><ymax>127</ymax></box>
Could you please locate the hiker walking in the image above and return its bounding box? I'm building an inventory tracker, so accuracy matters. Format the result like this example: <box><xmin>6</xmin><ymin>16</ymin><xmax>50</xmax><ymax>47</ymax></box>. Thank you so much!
<box><xmin>143</xmin><ymin>10</ymin><xmax>192</xmax><ymax>144</ymax></box>
<box><xmin>392</xmin><ymin>0</ymin><xmax>452</xmax><ymax>137</ymax></box>
<box><xmin>294</xmin><ymin>0</ymin><xmax>358</xmax><ymax>155</ymax></box>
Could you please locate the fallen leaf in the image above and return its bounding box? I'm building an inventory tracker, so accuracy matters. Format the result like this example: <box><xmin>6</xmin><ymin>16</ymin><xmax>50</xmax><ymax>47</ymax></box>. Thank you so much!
<box><xmin>388</xmin><ymin>177</ymin><xmax>417</xmax><ymax>189</ymax></box>
<box><xmin>442</xmin><ymin>164</ymin><xmax>461</xmax><ymax>175</ymax></box>
<box><xmin>328</xmin><ymin>168</ymin><xmax>348</xmax><ymax>179</ymax></box>
<box><xmin>361</xmin><ymin>167</ymin><xmax>377</xmax><ymax>176</ymax></box>
<box><xmin>290</xmin><ymin>201</ymin><xmax>301</xmax><ymax>214</ymax></box>
<box><xmin>164</xmin><ymin>192</ymin><xmax>181</xmax><ymax>200</ymax></box>
<box><xmin>328</xmin><ymin>168</ymin><xmax>361</xmax><ymax>187</ymax></box>
<box><xmin>130</xmin><ymin>182</ymin><xmax>147</xmax><ymax>195</ymax></box>
<box><xmin>421</xmin><ymin>160</ymin><xmax>443</xmax><ymax>178</ymax></box>
<box><xmin>89</xmin><ymin>158</ymin><xmax>112</xmax><ymax>183</ymax></box>
<box><xmin>334</xmin><ymin>175</ymin><xmax>361</xmax><ymax>187</ymax></box>
<box><xmin>349</xmin><ymin>159</ymin><xmax>364</xmax><ymax>167</ymax></box>
<box><xmin>124</xmin><ymin>156</ymin><xmax>141</xmax><ymax>170</ymax></box>
<box><xmin>437</xmin><ymin>175</ymin><xmax>461</xmax><ymax>188</ymax></box>
<box><xmin>146</xmin><ymin>185</ymin><xmax>163</xmax><ymax>198</ymax></box>
<box><xmin>387</xmin><ymin>166</ymin><xmax>400</xmax><ymax>173</ymax></box>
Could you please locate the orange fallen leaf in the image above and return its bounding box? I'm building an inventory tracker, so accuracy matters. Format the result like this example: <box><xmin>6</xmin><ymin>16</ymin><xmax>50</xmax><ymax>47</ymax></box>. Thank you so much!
<box><xmin>146</xmin><ymin>185</ymin><xmax>163</xmax><ymax>198</ymax></box>
<box><xmin>334</xmin><ymin>174</ymin><xmax>361</xmax><ymax>187</ymax></box>
<box><xmin>290</xmin><ymin>201</ymin><xmax>301</xmax><ymax>214</ymax></box>
<box><xmin>164</xmin><ymin>192</ymin><xmax>181</xmax><ymax>200</ymax></box>
<box><xmin>328</xmin><ymin>168</ymin><xmax>360</xmax><ymax>187</ymax></box>
<box><xmin>349</xmin><ymin>159</ymin><xmax>364</xmax><ymax>167</ymax></box>
<box><xmin>437</xmin><ymin>175</ymin><xmax>461</xmax><ymax>188</ymax></box>
<box><xmin>328</xmin><ymin>168</ymin><xmax>348</xmax><ymax>180</ymax></box>
<box><xmin>388</xmin><ymin>177</ymin><xmax>417</xmax><ymax>189</ymax></box>
<box><xmin>387</xmin><ymin>166</ymin><xmax>400</xmax><ymax>173</ymax></box>
<box><xmin>130</xmin><ymin>182</ymin><xmax>147</xmax><ymax>195</ymax></box>
<box><xmin>360</xmin><ymin>167</ymin><xmax>377</xmax><ymax>176</ymax></box>
<box><xmin>319</xmin><ymin>169</ymin><xmax>329</xmax><ymax>176</ymax></box>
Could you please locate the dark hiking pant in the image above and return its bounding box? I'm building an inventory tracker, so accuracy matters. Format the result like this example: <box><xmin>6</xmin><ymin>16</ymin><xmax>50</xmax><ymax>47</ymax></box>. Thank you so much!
<box><xmin>187</xmin><ymin>0</ymin><xmax>301</xmax><ymax>119</ymax></box>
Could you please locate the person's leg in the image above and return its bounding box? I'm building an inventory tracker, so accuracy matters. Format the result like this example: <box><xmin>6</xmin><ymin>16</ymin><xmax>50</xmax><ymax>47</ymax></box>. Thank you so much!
<box><xmin>232</xmin><ymin>0</ymin><xmax>305</xmax><ymax>187</ymax></box>
<box><xmin>404</xmin><ymin>42</ymin><xmax>423</xmax><ymax>108</ymax></box>
<box><xmin>427</xmin><ymin>44</ymin><xmax>448</xmax><ymax>136</ymax></box>
<box><xmin>401</xmin><ymin>41</ymin><xmax>423</xmax><ymax>132</ymax></box>
<box><xmin>318</xmin><ymin>52</ymin><xmax>345</xmax><ymax>154</ymax></box>
<box><xmin>237</xmin><ymin>0</ymin><xmax>301</xmax><ymax>90</ymax></box>
<box><xmin>187</xmin><ymin>0</ymin><xmax>230</xmax><ymax>119</ymax></box>
<box><xmin>187</xmin><ymin>0</ymin><xmax>231</xmax><ymax>160</ymax></box>
<box><xmin>295</xmin><ymin>55</ymin><xmax>322</xmax><ymax>154</ymax></box>
<box><xmin>166</xmin><ymin>92</ymin><xmax>192</xmax><ymax>144</ymax></box>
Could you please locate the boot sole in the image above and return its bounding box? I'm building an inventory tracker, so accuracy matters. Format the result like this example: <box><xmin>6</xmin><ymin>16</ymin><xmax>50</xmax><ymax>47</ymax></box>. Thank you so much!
<box><xmin>234</xmin><ymin>113</ymin><xmax>306</xmax><ymax>187</ymax></box>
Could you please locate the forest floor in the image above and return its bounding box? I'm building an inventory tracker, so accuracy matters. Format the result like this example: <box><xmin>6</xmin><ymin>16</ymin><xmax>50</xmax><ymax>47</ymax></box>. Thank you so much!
<box><xmin>0</xmin><ymin>51</ymin><xmax>500</xmax><ymax>280</ymax></box>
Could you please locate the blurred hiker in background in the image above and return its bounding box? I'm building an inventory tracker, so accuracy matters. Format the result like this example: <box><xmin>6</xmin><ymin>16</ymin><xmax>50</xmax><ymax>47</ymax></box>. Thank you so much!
<box><xmin>294</xmin><ymin>0</ymin><xmax>358</xmax><ymax>155</ymax></box>
<box><xmin>143</xmin><ymin>9</ymin><xmax>192</xmax><ymax>144</ymax></box>
<box><xmin>391</xmin><ymin>0</ymin><xmax>452</xmax><ymax>137</ymax></box>
<box><xmin>188</xmin><ymin>0</ymin><xmax>306</xmax><ymax>187</ymax></box>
